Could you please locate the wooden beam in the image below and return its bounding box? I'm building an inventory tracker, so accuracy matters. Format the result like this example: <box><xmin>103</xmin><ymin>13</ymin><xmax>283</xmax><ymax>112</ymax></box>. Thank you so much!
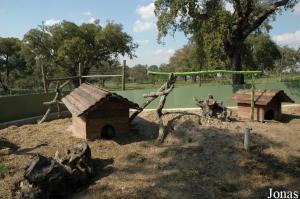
<box><xmin>41</xmin><ymin>65</ymin><xmax>48</xmax><ymax>93</ymax></box>
<box><xmin>147</xmin><ymin>70</ymin><xmax>262</xmax><ymax>76</ymax></box>
<box><xmin>46</xmin><ymin>76</ymin><xmax>80</xmax><ymax>82</ymax></box>
<box><xmin>122</xmin><ymin>60</ymin><xmax>126</xmax><ymax>91</ymax></box>
<box><xmin>250</xmin><ymin>74</ymin><xmax>255</xmax><ymax>121</ymax></box>
<box><xmin>59</xmin><ymin>80</ymin><xmax>71</xmax><ymax>90</ymax></box>
<box><xmin>81</xmin><ymin>75</ymin><xmax>122</xmax><ymax>78</ymax></box>
<box><xmin>78</xmin><ymin>63</ymin><xmax>82</xmax><ymax>85</ymax></box>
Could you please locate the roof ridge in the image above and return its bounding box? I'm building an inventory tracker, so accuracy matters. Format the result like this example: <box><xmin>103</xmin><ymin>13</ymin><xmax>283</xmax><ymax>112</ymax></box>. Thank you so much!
<box><xmin>62</xmin><ymin>83</ymin><xmax>140</xmax><ymax>116</ymax></box>
<box><xmin>232</xmin><ymin>89</ymin><xmax>294</xmax><ymax>105</ymax></box>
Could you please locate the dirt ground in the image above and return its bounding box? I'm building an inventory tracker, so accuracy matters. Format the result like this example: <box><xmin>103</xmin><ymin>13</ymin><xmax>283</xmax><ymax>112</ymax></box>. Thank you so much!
<box><xmin>0</xmin><ymin>106</ymin><xmax>300</xmax><ymax>199</ymax></box>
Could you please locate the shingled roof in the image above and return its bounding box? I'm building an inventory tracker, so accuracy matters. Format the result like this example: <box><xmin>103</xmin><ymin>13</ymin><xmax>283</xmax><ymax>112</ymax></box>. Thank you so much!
<box><xmin>62</xmin><ymin>83</ymin><xmax>140</xmax><ymax>116</ymax></box>
<box><xmin>231</xmin><ymin>89</ymin><xmax>294</xmax><ymax>106</ymax></box>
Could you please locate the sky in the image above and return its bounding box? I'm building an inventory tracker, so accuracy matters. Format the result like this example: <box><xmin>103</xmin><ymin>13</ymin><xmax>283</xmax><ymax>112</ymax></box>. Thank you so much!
<box><xmin>0</xmin><ymin>0</ymin><xmax>300</xmax><ymax>67</ymax></box>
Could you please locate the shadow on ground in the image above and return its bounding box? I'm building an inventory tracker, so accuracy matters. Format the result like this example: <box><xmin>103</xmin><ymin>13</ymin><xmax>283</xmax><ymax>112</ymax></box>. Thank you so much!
<box><xmin>0</xmin><ymin>138</ymin><xmax>48</xmax><ymax>156</ymax></box>
<box><xmin>73</xmin><ymin>111</ymin><xmax>300</xmax><ymax>199</ymax></box>
<box><xmin>280</xmin><ymin>113</ymin><xmax>300</xmax><ymax>123</ymax></box>
<box><xmin>142</xmin><ymin>130</ymin><xmax>297</xmax><ymax>198</ymax></box>
<box><xmin>115</xmin><ymin>116</ymin><xmax>158</xmax><ymax>145</ymax></box>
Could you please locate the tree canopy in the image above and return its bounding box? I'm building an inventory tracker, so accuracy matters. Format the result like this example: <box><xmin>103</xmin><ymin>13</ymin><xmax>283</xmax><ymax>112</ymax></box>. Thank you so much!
<box><xmin>23</xmin><ymin>20</ymin><xmax>138</xmax><ymax>86</ymax></box>
<box><xmin>242</xmin><ymin>33</ymin><xmax>281</xmax><ymax>71</ymax></box>
<box><xmin>0</xmin><ymin>37</ymin><xmax>26</xmax><ymax>92</ymax></box>
<box><xmin>154</xmin><ymin>0</ymin><xmax>298</xmax><ymax>84</ymax></box>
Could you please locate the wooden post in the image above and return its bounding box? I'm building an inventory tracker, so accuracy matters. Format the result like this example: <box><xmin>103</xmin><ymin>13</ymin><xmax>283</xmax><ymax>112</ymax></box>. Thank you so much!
<box><xmin>122</xmin><ymin>60</ymin><xmax>126</xmax><ymax>91</ymax></box>
<box><xmin>244</xmin><ymin>128</ymin><xmax>251</xmax><ymax>151</ymax></box>
<box><xmin>41</xmin><ymin>65</ymin><xmax>48</xmax><ymax>93</ymax></box>
<box><xmin>250</xmin><ymin>74</ymin><xmax>255</xmax><ymax>121</ymax></box>
<box><xmin>198</xmin><ymin>74</ymin><xmax>202</xmax><ymax>86</ymax></box>
<box><xmin>78</xmin><ymin>63</ymin><xmax>82</xmax><ymax>85</ymax></box>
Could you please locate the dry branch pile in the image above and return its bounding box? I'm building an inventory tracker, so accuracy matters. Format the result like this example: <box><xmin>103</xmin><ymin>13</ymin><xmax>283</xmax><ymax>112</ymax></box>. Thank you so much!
<box><xmin>15</xmin><ymin>143</ymin><xmax>94</xmax><ymax>199</ymax></box>
<box><xmin>193</xmin><ymin>94</ymin><xmax>231</xmax><ymax>121</ymax></box>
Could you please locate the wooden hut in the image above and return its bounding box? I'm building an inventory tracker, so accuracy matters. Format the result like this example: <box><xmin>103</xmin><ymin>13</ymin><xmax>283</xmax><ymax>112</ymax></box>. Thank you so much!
<box><xmin>231</xmin><ymin>89</ymin><xmax>294</xmax><ymax>122</ymax></box>
<box><xmin>62</xmin><ymin>83</ymin><xmax>140</xmax><ymax>140</ymax></box>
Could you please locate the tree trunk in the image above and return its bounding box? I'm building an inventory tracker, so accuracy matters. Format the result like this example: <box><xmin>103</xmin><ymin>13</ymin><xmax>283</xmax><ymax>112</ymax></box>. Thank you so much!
<box><xmin>6</xmin><ymin>67</ymin><xmax>10</xmax><ymax>88</ymax></box>
<box><xmin>198</xmin><ymin>75</ymin><xmax>201</xmax><ymax>86</ymax></box>
<box><xmin>279</xmin><ymin>69</ymin><xmax>283</xmax><ymax>82</ymax></box>
<box><xmin>0</xmin><ymin>74</ymin><xmax>9</xmax><ymax>92</ymax></box>
<box><xmin>230</xmin><ymin>47</ymin><xmax>245</xmax><ymax>85</ymax></box>
<box><xmin>101</xmin><ymin>79</ymin><xmax>106</xmax><ymax>87</ymax></box>
<box><xmin>191</xmin><ymin>75</ymin><xmax>197</xmax><ymax>83</ymax></box>
<box><xmin>4</xmin><ymin>59</ymin><xmax>11</xmax><ymax>91</ymax></box>
<box><xmin>70</xmin><ymin>68</ymin><xmax>80</xmax><ymax>87</ymax></box>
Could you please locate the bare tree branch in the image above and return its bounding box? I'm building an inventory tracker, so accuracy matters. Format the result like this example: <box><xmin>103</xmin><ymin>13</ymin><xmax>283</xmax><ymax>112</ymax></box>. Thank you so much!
<box><xmin>142</xmin><ymin>85</ymin><xmax>174</xmax><ymax>98</ymax></box>
<box><xmin>243</xmin><ymin>0</ymin><xmax>289</xmax><ymax>37</ymax></box>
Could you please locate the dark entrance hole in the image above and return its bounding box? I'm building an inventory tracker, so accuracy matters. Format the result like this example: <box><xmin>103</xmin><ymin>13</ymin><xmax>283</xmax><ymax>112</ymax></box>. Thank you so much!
<box><xmin>264</xmin><ymin>109</ymin><xmax>274</xmax><ymax>120</ymax></box>
<box><xmin>101</xmin><ymin>125</ymin><xmax>115</xmax><ymax>139</ymax></box>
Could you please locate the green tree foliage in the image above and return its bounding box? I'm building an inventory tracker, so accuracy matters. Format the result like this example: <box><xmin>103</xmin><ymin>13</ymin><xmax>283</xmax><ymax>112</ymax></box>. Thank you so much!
<box><xmin>0</xmin><ymin>37</ymin><xmax>26</xmax><ymax>92</ymax></box>
<box><xmin>128</xmin><ymin>64</ymin><xmax>149</xmax><ymax>83</ymax></box>
<box><xmin>148</xmin><ymin>65</ymin><xmax>160</xmax><ymax>84</ymax></box>
<box><xmin>169</xmin><ymin>43</ymin><xmax>199</xmax><ymax>72</ymax></box>
<box><xmin>23</xmin><ymin>20</ymin><xmax>138</xmax><ymax>86</ymax></box>
<box><xmin>167</xmin><ymin>32</ymin><xmax>281</xmax><ymax>77</ymax></box>
<box><xmin>275</xmin><ymin>46</ymin><xmax>300</xmax><ymax>80</ymax></box>
<box><xmin>242</xmin><ymin>33</ymin><xmax>281</xmax><ymax>71</ymax></box>
<box><xmin>154</xmin><ymin>0</ymin><xmax>298</xmax><ymax>84</ymax></box>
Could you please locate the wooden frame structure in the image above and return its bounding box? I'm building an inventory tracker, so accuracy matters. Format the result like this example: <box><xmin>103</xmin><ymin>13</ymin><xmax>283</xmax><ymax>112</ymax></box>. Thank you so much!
<box><xmin>38</xmin><ymin>61</ymin><xmax>127</xmax><ymax>124</ymax></box>
<box><xmin>41</xmin><ymin>60</ymin><xmax>127</xmax><ymax>93</ymax></box>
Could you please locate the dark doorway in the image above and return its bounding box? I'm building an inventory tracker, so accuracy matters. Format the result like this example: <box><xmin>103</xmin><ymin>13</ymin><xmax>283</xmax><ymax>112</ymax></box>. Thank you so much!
<box><xmin>264</xmin><ymin>109</ymin><xmax>274</xmax><ymax>120</ymax></box>
<box><xmin>101</xmin><ymin>125</ymin><xmax>115</xmax><ymax>139</ymax></box>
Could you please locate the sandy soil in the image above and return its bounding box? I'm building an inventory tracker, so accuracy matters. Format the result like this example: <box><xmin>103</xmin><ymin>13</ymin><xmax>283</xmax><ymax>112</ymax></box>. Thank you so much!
<box><xmin>0</xmin><ymin>106</ymin><xmax>300</xmax><ymax>199</ymax></box>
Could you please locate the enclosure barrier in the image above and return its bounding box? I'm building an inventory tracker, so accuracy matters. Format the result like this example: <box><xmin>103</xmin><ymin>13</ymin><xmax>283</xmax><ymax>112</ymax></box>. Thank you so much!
<box><xmin>42</xmin><ymin>60</ymin><xmax>127</xmax><ymax>93</ymax></box>
<box><xmin>1</xmin><ymin>80</ymin><xmax>300</xmax><ymax>124</ymax></box>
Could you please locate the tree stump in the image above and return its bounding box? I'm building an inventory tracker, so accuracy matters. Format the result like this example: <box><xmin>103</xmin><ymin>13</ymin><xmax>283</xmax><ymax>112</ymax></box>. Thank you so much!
<box><xmin>193</xmin><ymin>94</ymin><xmax>231</xmax><ymax>121</ymax></box>
<box><xmin>16</xmin><ymin>143</ymin><xmax>94</xmax><ymax>199</ymax></box>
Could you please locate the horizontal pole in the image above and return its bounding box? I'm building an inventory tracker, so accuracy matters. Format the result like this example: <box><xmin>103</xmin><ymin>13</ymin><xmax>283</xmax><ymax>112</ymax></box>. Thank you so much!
<box><xmin>82</xmin><ymin>75</ymin><xmax>122</xmax><ymax>78</ymax></box>
<box><xmin>147</xmin><ymin>70</ymin><xmax>262</xmax><ymax>76</ymax></box>
<box><xmin>46</xmin><ymin>74</ymin><xmax>122</xmax><ymax>82</ymax></box>
<box><xmin>46</xmin><ymin>76</ymin><xmax>80</xmax><ymax>81</ymax></box>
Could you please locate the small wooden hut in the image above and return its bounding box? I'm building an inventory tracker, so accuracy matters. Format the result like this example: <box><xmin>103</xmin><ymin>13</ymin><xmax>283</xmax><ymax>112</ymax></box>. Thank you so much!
<box><xmin>231</xmin><ymin>89</ymin><xmax>294</xmax><ymax>121</ymax></box>
<box><xmin>62</xmin><ymin>83</ymin><xmax>140</xmax><ymax>140</ymax></box>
